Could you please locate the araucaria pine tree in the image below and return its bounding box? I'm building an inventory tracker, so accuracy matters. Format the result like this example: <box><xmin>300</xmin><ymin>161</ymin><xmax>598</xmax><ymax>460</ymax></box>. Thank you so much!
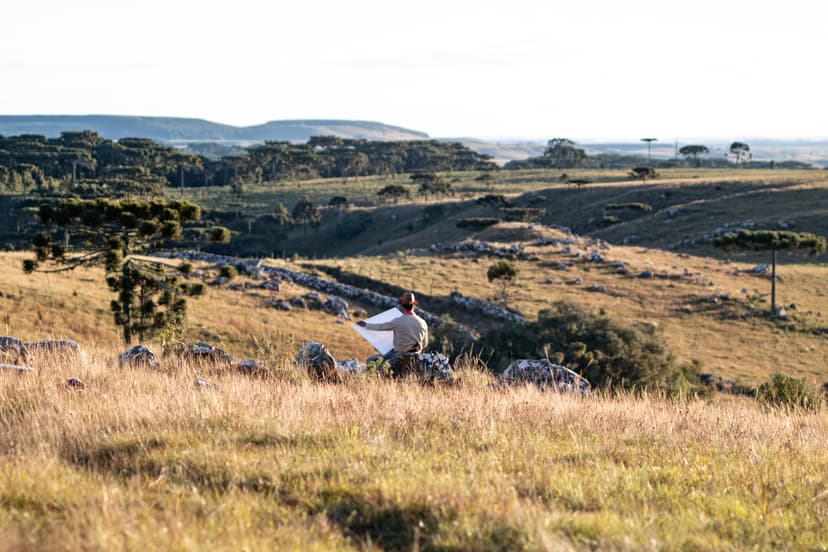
<box><xmin>23</xmin><ymin>198</ymin><xmax>231</xmax><ymax>344</ymax></box>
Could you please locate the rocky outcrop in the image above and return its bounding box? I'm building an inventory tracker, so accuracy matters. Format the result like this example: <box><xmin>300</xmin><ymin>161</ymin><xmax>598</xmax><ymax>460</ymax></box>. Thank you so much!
<box><xmin>499</xmin><ymin>359</ymin><xmax>590</xmax><ymax>395</ymax></box>
<box><xmin>449</xmin><ymin>291</ymin><xmax>527</xmax><ymax>324</ymax></box>
<box><xmin>25</xmin><ymin>339</ymin><xmax>81</xmax><ymax>357</ymax></box>
<box><xmin>296</xmin><ymin>342</ymin><xmax>339</xmax><ymax>382</ymax></box>
<box><xmin>119</xmin><ymin>345</ymin><xmax>160</xmax><ymax>369</ymax></box>
<box><xmin>0</xmin><ymin>336</ymin><xmax>29</xmax><ymax>366</ymax></box>
<box><xmin>165</xmin><ymin>342</ymin><xmax>234</xmax><ymax>367</ymax></box>
<box><xmin>155</xmin><ymin>251</ymin><xmax>446</xmax><ymax>327</ymax></box>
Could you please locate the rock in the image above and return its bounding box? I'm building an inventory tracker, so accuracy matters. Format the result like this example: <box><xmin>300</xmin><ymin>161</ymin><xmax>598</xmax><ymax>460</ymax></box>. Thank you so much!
<box><xmin>235</xmin><ymin>359</ymin><xmax>264</xmax><ymax>375</ymax></box>
<box><xmin>352</xmin><ymin>308</ymin><xmax>368</xmax><ymax>318</ymax></box>
<box><xmin>751</xmin><ymin>264</ymin><xmax>769</xmax><ymax>274</ymax></box>
<box><xmin>0</xmin><ymin>336</ymin><xmax>29</xmax><ymax>365</ymax></box>
<box><xmin>290</xmin><ymin>297</ymin><xmax>308</xmax><ymax>309</ymax></box>
<box><xmin>25</xmin><ymin>339</ymin><xmax>81</xmax><ymax>357</ymax></box>
<box><xmin>120</xmin><ymin>345</ymin><xmax>160</xmax><ymax>369</ymax></box>
<box><xmin>260</xmin><ymin>279</ymin><xmax>280</xmax><ymax>291</ymax></box>
<box><xmin>271</xmin><ymin>299</ymin><xmax>292</xmax><ymax>311</ymax></box>
<box><xmin>699</xmin><ymin>373</ymin><xmax>754</xmax><ymax>396</ymax></box>
<box><xmin>567</xmin><ymin>278</ymin><xmax>582</xmax><ymax>286</ymax></box>
<box><xmin>555</xmin><ymin>262</ymin><xmax>569</xmax><ymax>271</ymax></box>
<box><xmin>336</xmin><ymin>358</ymin><xmax>364</xmax><ymax>373</ymax></box>
<box><xmin>194</xmin><ymin>377</ymin><xmax>214</xmax><ymax>388</ymax></box>
<box><xmin>165</xmin><ymin>342</ymin><xmax>234</xmax><ymax>366</ymax></box>
<box><xmin>499</xmin><ymin>359</ymin><xmax>590</xmax><ymax>395</ymax></box>
<box><xmin>640</xmin><ymin>321</ymin><xmax>659</xmax><ymax>333</ymax></box>
<box><xmin>639</xmin><ymin>270</ymin><xmax>655</xmax><ymax>279</ymax></box>
<box><xmin>296</xmin><ymin>342</ymin><xmax>339</xmax><ymax>382</ymax></box>
<box><xmin>586</xmin><ymin>285</ymin><xmax>606</xmax><ymax>293</ymax></box>
<box><xmin>450</xmin><ymin>291</ymin><xmax>527</xmax><ymax>324</ymax></box>
<box><xmin>706</xmin><ymin>295</ymin><xmax>720</xmax><ymax>304</ymax></box>
<box><xmin>622</xmin><ymin>235</ymin><xmax>640</xmax><ymax>245</ymax></box>
<box><xmin>67</xmin><ymin>377</ymin><xmax>85</xmax><ymax>389</ymax></box>
<box><xmin>380</xmin><ymin>353</ymin><xmax>453</xmax><ymax>384</ymax></box>
<box><xmin>616</xmin><ymin>267</ymin><xmax>630</xmax><ymax>275</ymax></box>
<box><xmin>306</xmin><ymin>292</ymin><xmax>321</xmax><ymax>301</ymax></box>
<box><xmin>324</xmin><ymin>296</ymin><xmax>351</xmax><ymax>319</ymax></box>
<box><xmin>1</xmin><ymin>364</ymin><xmax>34</xmax><ymax>373</ymax></box>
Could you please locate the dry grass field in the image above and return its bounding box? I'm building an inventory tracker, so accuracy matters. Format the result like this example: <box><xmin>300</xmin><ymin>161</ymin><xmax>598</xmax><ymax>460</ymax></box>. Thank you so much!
<box><xmin>3</xmin><ymin>168</ymin><xmax>828</xmax><ymax>549</ymax></box>
<box><xmin>1</xmin><ymin>349</ymin><xmax>827</xmax><ymax>551</ymax></box>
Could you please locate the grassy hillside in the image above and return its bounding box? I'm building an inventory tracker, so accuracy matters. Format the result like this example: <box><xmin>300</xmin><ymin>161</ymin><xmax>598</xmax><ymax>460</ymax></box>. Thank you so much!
<box><xmin>1</xmin><ymin>353</ymin><xmax>827</xmax><ymax>550</ymax></box>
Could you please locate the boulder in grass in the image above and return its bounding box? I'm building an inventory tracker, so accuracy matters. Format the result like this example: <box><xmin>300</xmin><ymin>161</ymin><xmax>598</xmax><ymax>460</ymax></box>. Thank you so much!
<box><xmin>296</xmin><ymin>342</ymin><xmax>339</xmax><ymax>382</ymax></box>
<box><xmin>381</xmin><ymin>353</ymin><xmax>454</xmax><ymax>384</ymax></box>
<box><xmin>499</xmin><ymin>359</ymin><xmax>590</xmax><ymax>395</ymax></box>
<box><xmin>165</xmin><ymin>342</ymin><xmax>234</xmax><ymax>367</ymax></box>
<box><xmin>324</xmin><ymin>296</ymin><xmax>351</xmax><ymax>319</ymax></box>
<box><xmin>235</xmin><ymin>359</ymin><xmax>265</xmax><ymax>376</ymax></box>
<box><xmin>119</xmin><ymin>345</ymin><xmax>160</xmax><ymax>369</ymax></box>
<box><xmin>336</xmin><ymin>358</ymin><xmax>364</xmax><ymax>374</ymax></box>
<box><xmin>26</xmin><ymin>339</ymin><xmax>82</xmax><ymax>360</ymax></box>
<box><xmin>1</xmin><ymin>363</ymin><xmax>34</xmax><ymax>373</ymax></box>
<box><xmin>0</xmin><ymin>336</ymin><xmax>29</xmax><ymax>366</ymax></box>
<box><xmin>67</xmin><ymin>377</ymin><xmax>85</xmax><ymax>389</ymax></box>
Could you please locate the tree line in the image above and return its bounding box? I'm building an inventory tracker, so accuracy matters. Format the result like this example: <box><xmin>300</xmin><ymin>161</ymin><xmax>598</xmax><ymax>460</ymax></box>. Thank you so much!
<box><xmin>506</xmin><ymin>138</ymin><xmax>814</xmax><ymax>170</ymax></box>
<box><xmin>0</xmin><ymin>132</ymin><xmax>497</xmax><ymax>194</ymax></box>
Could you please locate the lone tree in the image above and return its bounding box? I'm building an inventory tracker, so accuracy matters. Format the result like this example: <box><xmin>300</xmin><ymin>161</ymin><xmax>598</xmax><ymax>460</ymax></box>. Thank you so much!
<box><xmin>640</xmin><ymin>138</ymin><xmax>657</xmax><ymax>165</ymax></box>
<box><xmin>487</xmin><ymin>260</ymin><xmax>519</xmax><ymax>308</ymax></box>
<box><xmin>377</xmin><ymin>184</ymin><xmax>410</xmax><ymax>204</ymax></box>
<box><xmin>292</xmin><ymin>196</ymin><xmax>321</xmax><ymax>234</ymax></box>
<box><xmin>714</xmin><ymin>230</ymin><xmax>826</xmax><ymax>316</ymax></box>
<box><xmin>678</xmin><ymin>145</ymin><xmax>710</xmax><ymax>167</ymax></box>
<box><xmin>629</xmin><ymin>166</ymin><xmax>658</xmax><ymax>184</ymax></box>
<box><xmin>411</xmin><ymin>172</ymin><xmax>452</xmax><ymax>199</ymax></box>
<box><xmin>23</xmin><ymin>198</ymin><xmax>231</xmax><ymax>345</ymax></box>
<box><xmin>729</xmin><ymin>141</ymin><xmax>751</xmax><ymax>167</ymax></box>
<box><xmin>543</xmin><ymin>138</ymin><xmax>588</xmax><ymax>169</ymax></box>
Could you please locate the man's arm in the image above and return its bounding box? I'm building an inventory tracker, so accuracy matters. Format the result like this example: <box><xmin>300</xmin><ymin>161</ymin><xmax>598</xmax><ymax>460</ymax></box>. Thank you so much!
<box><xmin>357</xmin><ymin>318</ymin><xmax>398</xmax><ymax>331</ymax></box>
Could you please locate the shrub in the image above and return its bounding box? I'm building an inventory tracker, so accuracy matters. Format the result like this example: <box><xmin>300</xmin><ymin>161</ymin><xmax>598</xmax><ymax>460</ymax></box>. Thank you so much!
<box><xmin>483</xmin><ymin>301</ymin><xmax>697</xmax><ymax>395</ymax></box>
<box><xmin>219</xmin><ymin>264</ymin><xmax>238</xmax><ymax>280</ymax></box>
<box><xmin>605</xmin><ymin>202</ymin><xmax>653</xmax><ymax>212</ymax></box>
<box><xmin>476</xmin><ymin>194</ymin><xmax>510</xmax><ymax>208</ymax></box>
<box><xmin>457</xmin><ymin>217</ymin><xmax>500</xmax><ymax>230</ymax></box>
<box><xmin>757</xmin><ymin>373</ymin><xmax>822</xmax><ymax>412</ymax></box>
<box><xmin>499</xmin><ymin>207</ymin><xmax>545</xmax><ymax>223</ymax></box>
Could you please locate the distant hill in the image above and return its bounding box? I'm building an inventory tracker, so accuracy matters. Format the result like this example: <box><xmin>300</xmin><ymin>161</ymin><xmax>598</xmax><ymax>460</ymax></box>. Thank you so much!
<box><xmin>0</xmin><ymin>115</ymin><xmax>429</xmax><ymax>143</ymax></box>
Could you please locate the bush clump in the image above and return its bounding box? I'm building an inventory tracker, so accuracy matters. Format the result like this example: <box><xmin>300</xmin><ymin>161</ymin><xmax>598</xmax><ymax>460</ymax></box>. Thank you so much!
<box><xmin>605</xmin><ymin>202</ymin><xmax>653</xmax><ymax>212</ymax></box>
<box><xmin>499</xmin><ymin>207</ymin><xmax>545</xmax><ymax>223</ymax></box>
<box><xmin>219</xmin><ymin>264</ymin><xmax>238</xmax><ymax>280</ymax></box>
<box><xmin>483</xmin><ymin>301</ymin><xmax>697</xmax><ymax>395</ymax></box>
<box><xmin>457</xmin><ymin>217</ymin><xmax>500</xmax><ymax>230</ymax></box>
<box><xmin>757</xmin><ymin>373</ymin><xmax>822</xmax><ymax>412</ymax></box>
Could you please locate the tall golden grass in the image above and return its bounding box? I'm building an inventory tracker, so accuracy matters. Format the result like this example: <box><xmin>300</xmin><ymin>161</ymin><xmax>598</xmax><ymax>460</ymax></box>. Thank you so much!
<box><xmin>1</xmin><ymin>348</ymin><xmax>826</xmax><ymax>550</ymax></box>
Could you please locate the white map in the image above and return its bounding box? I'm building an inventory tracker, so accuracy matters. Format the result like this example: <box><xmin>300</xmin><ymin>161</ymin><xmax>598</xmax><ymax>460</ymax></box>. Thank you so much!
<box><xmin>352</xmin><ymin>307</ymin><xmax>401</xmax><ymax>355</ymax></box>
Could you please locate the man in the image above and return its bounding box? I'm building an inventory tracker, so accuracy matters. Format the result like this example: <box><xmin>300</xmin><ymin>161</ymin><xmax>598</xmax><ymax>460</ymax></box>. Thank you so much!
<box><xmin>357</xmin><ymin>292</ymin><xmax>428</xmax><ymax>370</ymax></box>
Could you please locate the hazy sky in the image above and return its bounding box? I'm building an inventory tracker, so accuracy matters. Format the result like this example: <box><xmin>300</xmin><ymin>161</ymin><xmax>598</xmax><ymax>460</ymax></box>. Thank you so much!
<box><xmin>2</xmin><ymin>0</ymin><xmax>826</xmax><ymax>140</ymax></box>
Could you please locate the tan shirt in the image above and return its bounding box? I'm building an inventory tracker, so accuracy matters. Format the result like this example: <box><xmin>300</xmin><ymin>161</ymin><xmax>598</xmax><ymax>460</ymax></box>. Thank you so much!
<box><xmin>365</xmin><ymin>311</ymin><xmax>429</xmax><ymax>353</ymax></box>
